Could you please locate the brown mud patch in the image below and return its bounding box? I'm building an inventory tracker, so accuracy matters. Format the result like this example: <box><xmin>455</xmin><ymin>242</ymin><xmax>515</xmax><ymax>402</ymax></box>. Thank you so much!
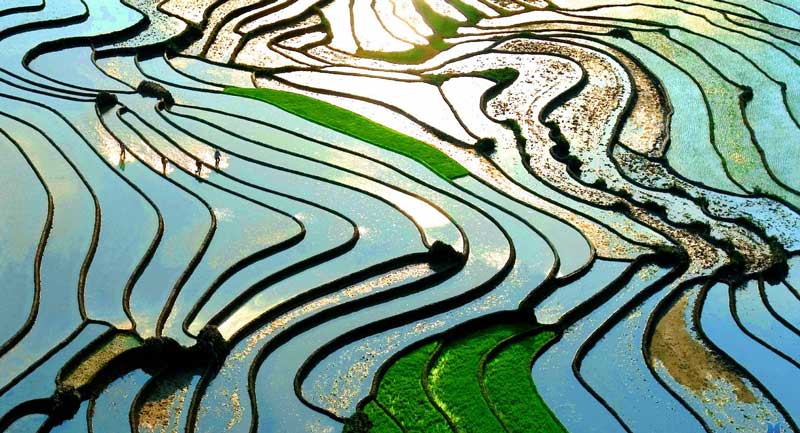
<box><xmin>650</xmin><ymin>291</ymin><xmax>755</xmax><ymax>403</ymax></box>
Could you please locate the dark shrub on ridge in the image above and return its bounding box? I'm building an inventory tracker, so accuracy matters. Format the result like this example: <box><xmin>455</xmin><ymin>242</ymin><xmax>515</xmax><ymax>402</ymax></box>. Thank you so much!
<box><xmin>739</xmin><ymin>86</ymin><xmax>754</xmax><ymax>104</ymax></box>
<box><xmin>142</xmin><ymin>336</ymin><xmax>183</xmax><ymax>371</ymax></box>
<box><xmin>137</xmin><ymin>80</ymin><xmax>174</xmax><ymax>108</ymax></box>
<box><xmin>763</xmin><ymin>236</ymin><xmax>789</xmax><ymax>284</ymax></box>
<box><xmin>476</xmin><ymin>137</ymin><xmax>496</xmax><ymax>155</ymax></box>
<box><xmin>428</xmin><ymin>240</ymin><xmax>466</xmax><ymax>270</ymax></box>
<box><xmin>192</xmin><ymin>325</ymin><xmax>228</xmax><ymax>367</ymax></box>
<box><xmin>545</xmin><ymin>120</ymin><xmax>569</xmax><ymax>158</ymax></box>
<box><xmin>608</xmin><ymin>28</ymin><xmax>634</xmax><ymax>40</ymax></box>
<box><xmin>95</xmin><ymin>91</ymin><xmax>117</xmax><ymax>113</ymax></box>
<box><xmin>651</xmin><ymin>244</ymin><xmax>687</xmax><ymax>266</ymax></box>
<box><xmin>592</xmin><ymin>178</ymin><xmax>607</xmax><ymax>190</ymax></box>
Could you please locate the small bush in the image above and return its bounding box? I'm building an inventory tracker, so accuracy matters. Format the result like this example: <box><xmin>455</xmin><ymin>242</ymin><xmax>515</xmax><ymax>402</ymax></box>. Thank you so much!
<box><xmin>545</xmin><ymin>121</ymin><xmax>570</xmax><ymax>157</ymax></box>
<box><xmin>739</xmin><ymin>86</ymin><xmax>753</xmax><ymax>103</ymax></box>
<box><xmin>762</xmin><ymin>236</ymin><xmax>789</xmax><ymax>284</ymax></box>
<box><xmin>137</xmin><ymin>80</ymin><xmax>174</xmax><ymax>108</ymax></box>
<box><xmin>475</xmin><ymin>137</ymin><xmax>496</xmax><ymax>156</ymax></box>
<box><xmin>342</xmin><ymin>411</ymin><xmax>373</xmax><ymax>433</ymax></box>
<box><xmin>664</xmin><ymin>185</ymin><xmax>688</xmax><ymax>197</ymax></box>
<box><xmin>592</xmin><ymin>178</ymin><xmax>607</xmax><ymax>190</ymax></box>
<box><xmin>192</xmin><ymin>325</ymin><xmax>228</xmax><ymax>366</ymax></box>
<box><xmin>608</xmin><ymin>28</ymin><xmax>633</xmax><ymax>40</ymax></box>
<box><xmin>428</xmin><ymin>240</ymin><xmax>465</xmax><ymax>270</ymax></box>
<box><xmin>717</xmin><ymin>238</ymin><xmax>747</xmax><ymax>283</ymax></box>
<box><xmin>681</xmin><ymin>220</ymin><xmax>711</xmax><ymax>237</ymax></box>
<box><xmin>611</xmin><ymin>187</ymin><xmax>633</xmax><ymax>201</ymax></box>
<box><xmin>473</xmin><ymin>68</ymin><xmax>520</xmax><ymax>86</ymax></box>
<box><xmin>640</xmin><ymin>200</ymin><xmax>667</xmax><ymax>215</ymax></box>
<box><xmin>650</xmin><ymin>244</ymin><xmax>687</xmax><ymax>266</ymax></box>
<box><xmin>609</xmin><ymin>200</ymin><xmax>631</xmax><ymax>214</ymax></box>
<box><xmin>95</xmin><ymin>91</ymin><xmax>117</xmax><ymax>113</ymax></box>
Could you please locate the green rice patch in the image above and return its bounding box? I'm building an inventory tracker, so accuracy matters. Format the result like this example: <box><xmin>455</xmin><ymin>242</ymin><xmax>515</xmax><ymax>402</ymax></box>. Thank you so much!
<box><xmin>223</xmin><ymin>87</ymin><xmax>469</xmax><ymax>180</ymax></box>
<box><xmin>428</xmin><ymin>323</ymin><xmax>529</xmax><ymax>433</ymax></box>
<box><xmin>483</xmin><ymin>331</ymin><xmax>566</xmax><ymax>433</ymax></box>
<box><xmin>375</xmin><ymin>342</ymin><xmax>451</xmax><ymax>433</ymax></box>
<box><xmin>362</xmin><ymin>400</ymin><xmax>403</xmax><ymax>433</ymax></box>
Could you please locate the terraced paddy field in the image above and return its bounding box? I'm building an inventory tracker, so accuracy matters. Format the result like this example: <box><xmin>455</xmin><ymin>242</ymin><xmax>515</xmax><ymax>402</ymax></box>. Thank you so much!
<box><xmin>0</xmin><ymin>0</ymin><xmax>798</xmax><ymax>432</ymax></box>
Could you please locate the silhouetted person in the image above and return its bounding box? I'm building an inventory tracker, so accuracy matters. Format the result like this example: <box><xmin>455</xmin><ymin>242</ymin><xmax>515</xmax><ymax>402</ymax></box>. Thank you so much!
<box><xmin>195</xmin><ymin>159</ymin><xmax>202</xmax><ymax>177</ymax></box>
<box><xmin>214</xmin><ymin>149</ymin><xmax>221</xmax><ymax>168</ymax></box>
<box><xmin>119</xmin><ymin>145</ymin><xmax>126</xmax><ymax>163</ymax></box>
<box><xmin>161</xmin><ymin>156</ymin><xmax>168</xmax><ymax>174</ymax></box>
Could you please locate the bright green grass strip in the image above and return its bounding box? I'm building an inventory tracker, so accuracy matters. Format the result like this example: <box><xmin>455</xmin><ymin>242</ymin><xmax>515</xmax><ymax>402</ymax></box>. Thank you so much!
<box><xmin>428</xmin><ymin>324</ymin><xmax>529</xmax><ymax>433</ymax></box>
<box><xmin>222</xmin><ymin>87</ymin><xmax>469</xmax><ymax>180</ymax></box>
<box><xmin>363</xmin><ymin>401</ymin><xmax>403</xmax><ymax>433</ymax></box>
<box><xmin>376</xmin><ymin>343</ymin><xmax>452</xmax><ymax>433</ymax></box>
<box><xmin>483</xmin><ymin>331</ymin><xmax>566</xmax><ymax>433</ymax></box>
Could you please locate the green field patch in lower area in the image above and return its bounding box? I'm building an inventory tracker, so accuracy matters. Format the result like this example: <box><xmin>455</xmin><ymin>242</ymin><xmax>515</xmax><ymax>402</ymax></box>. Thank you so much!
<box><xmin>361</xmin><ymin>400</ymin><xmax>403</xmax><ymax>433</ymax></box>
<box><xmin>428</xmin><ymin>323</ymin><xmax>529</xmax><ymax>433</ymax></box>
<box><xmin>222</xmin><ymin>87</ymin><xmax>469</xmax><ymax>180</ymax></box>
<box><xmin>363</xmin><ymin>323</ymin><xmax>566</xmax><ymax>433</ymax></box>
<box><xmin>484</xmin><ymin>330</ymin><xmax>566</xmax><ymax>433</ymax></box>
<box><xmin>374</xmin><ymin>342</ymin><xmax>452</xmax><ymax>433</ymax></box>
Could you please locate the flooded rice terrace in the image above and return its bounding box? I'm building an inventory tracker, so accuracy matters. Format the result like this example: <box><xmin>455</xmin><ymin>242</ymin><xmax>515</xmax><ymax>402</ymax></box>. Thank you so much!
<box><xmin>0</xmin><ymin>0</ymin><xmax>798</xmax><ymax>432</ymax></box>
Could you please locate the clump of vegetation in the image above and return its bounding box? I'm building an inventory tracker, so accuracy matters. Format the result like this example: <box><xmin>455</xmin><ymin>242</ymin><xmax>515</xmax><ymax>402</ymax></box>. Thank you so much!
<box><xmin>503</xmin><ymin>119</ymin><xmax>526</xmax><ymax>150</ymax></box>
<box><xmin>476</xmin><ymin>137</ymin><xmax>496</xmax><ymax>156</ymax></box>
<box><xmin>141</xmin><ymin>336</ymin><xmax>183</xmax><ymax>372</ymax></box>
<box><xmin>546</xmin><ymin>121</ymin><xmax>570</xmax><ymax>158</ymax></box>
<box><xmin>343</xmin><ymin>411</ymin><xmax>373</xmax><ymax>433</ymax></box>
<box><xmin>592</xmin><ymin>178</ymin><xmax>607</xmax><ymax>190</ymax></box>
<box><xmin>564</xmin><ymin>155</ymin><xmax>583</xmax><ymax>176</ymax></box>
<box><xmin>50</xmin><ymin>385</ymin><xmax>82</xmax><ymax>423</ymax></box>
<box><xmin>192</xmin><ymin>325</ymin><xmax>228</xmax><ymax>367</ymax></box>
<box><xmin>545</xmin><ymin>121</ymin><xmax>582</xmax><ymax>176</ymax></box>
<box><xmin>475</xmin><ymin>68</ymin><xmax>519</xmax><ymax>85</ymax></box>
<box><xmin>680</xmin><ymin>220</ymin><xmax>712</xmax><ymax>237</ymax></box>
<box><xmin>421</xmin><ymin>74</ymin><xmax>451</xmax><ymax>86</ymax></box>
<box><xmin>739</xmin><ymin>86</ymin><xmax>754</xmax><ymax>104</ymax></box>
<box><xmin>165</xmin><ymin>23</ymin><xmax>204</xmax><ymax>54</ymax></box>
<box><xmin>95</xmin><ymin>91</ymin><xmax>117</xmax><ymax>113</ymax></box>
<box><xmin>640</xmin><ymin>199</ymin><xmax>667</xmax><ymax>215</ymax></box>
<box><xmin>137</xmin><ymin>80</ymin><xmax>174</xmax><ymax>108</ymax></box>
<box><xmin>611</xmin><ymin>187</ymin><xmax>633</xmax><ymax>201</ymax></box>
<box><xmin>428</xmin><ymin>240</ymin><xmax>466</xmax><ymax>270</ymax></box>
<box><xmin>476</xmin><ymin>68</ymin><xmax>521</xmax><ymax>102</ymax></box>
<box><xmin>664</xmin><ymin>184</ymin><xmax>688</xmax><ymax>198</ymax></box>
<box><xmin>717</xmin><ymin>238</ymin><xmax>748</xmax><ymax>284</ymax></box>
<box><xmin>762</xmin><ymin>236</ymin><xmax>789</xmax><ymax>284</ymax></box>
<box><xmin>224</xmin><ymin>87</ymin><xmax>468</xmax><ymax>180</ymax></box>
<box><xmin>650</xmin><ymin>244</ymin><xmax>688</xmax><ymax>266</ymax></box>
<box><xmin>609</xmin><ymin>200</ymin><xmax>631</xmax><ymax>214</ymax></box>
<box><xmin>608</xmin><ymin>28</ymin><xmax>634</xmax><ymax>40</ymax></box>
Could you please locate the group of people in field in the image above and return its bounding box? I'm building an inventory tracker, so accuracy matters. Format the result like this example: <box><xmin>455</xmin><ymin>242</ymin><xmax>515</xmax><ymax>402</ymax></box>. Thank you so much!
<box><xmin>118</xmin><ymin>142</ymin><xmax>223</xmax><ymax>177</ymax></box>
